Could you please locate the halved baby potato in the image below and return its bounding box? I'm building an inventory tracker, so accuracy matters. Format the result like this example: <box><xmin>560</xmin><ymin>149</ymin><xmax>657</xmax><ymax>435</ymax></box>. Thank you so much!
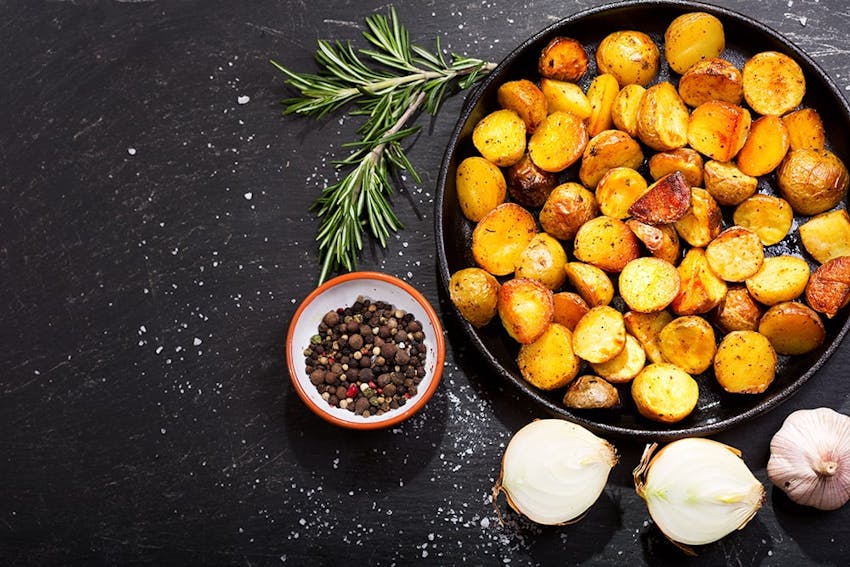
<box><xmin>497</xmin><ymin>277</ymin><xmax>554</xmax><ymax>344</ymax></box>
<box><xmin>515</xmin><ymin>233</ymin><xmax>568</xmax><ymax>290</ymax></box>
<box><xmin>579</xmin><ymin>129</ymin><xmax>644</xmax><ymax>189</ymax></box>
<box><xmin>539</xmin><ymin>182</ymin><xmax>598</xmax><ymax>241</ymax></box>
<box><xmin>732</xmin><ymin>194</ymin><xmax>794</xmax><ymax>246</ymax></box>
<box><xmin>472</xmin><ymin>109</ymin><xmax>527</xmax><ymax>167</ymax></box>
<box><xmin>782</xmin><ymin>107</ymin><xmax>826</xmax><ymax>151</ymax></box>
<box><xmin>528</xmin><ymin>110</ymin><xmax>588</xmax><ymax>172</ymax></box>
<box><xmin>596</xmin><ymin>30</ymin><xmax>660</xmax><ymax>86</ymax></box>
<box><xmin>806</xmin><ymin>256</ymin><xmax>850</xmax><ymax>318</ymax></box>
<box><xmin>631</xmin><ymin>363</ymin><xmax>699</xmax><ymax>423</ymax></box>
<box><xmin>664</xmin><ymin>11</ymin><xmax>726</xmax><ymax>75</ymax></box>
<box><xmin>800</xmin><ymin>210</ymin><xmax>850</xmax><ymax>265</ymax></box>
<box><xmin>637</xmin><ymin>81</ymin><xmax>690</xmax><ymax>151</ymax></box>
<box><xmin>743</xmin><ymin>50</ymin><xmax>805</xmax><ymax>116</ymax></box>
<box><xmin>572</xmin><ymin>305</ymin><xmax>627</xmax><ymax>364</ymax></box>
<box><xmin>596</xmin><ymin>167</ymin><xmax>649</xmax><ymax>219</ymax></box>
<box><xmin>702</xmin><ymin>160</ymin><xmax>758</xmax><ymax>207</ymax></box>
<box><xmin>626</xmin><ymin>220</ymin><xmax>682</xmax><ymax>265</ymax></box>
<box><xmin>517</xmin><ymin>323</ymin><xmax>581</xmax><ymax>390</ymax></box>
<box><xmin>565</xmin><ymin>262</ymin><xmax>615</xmax><ymax>307</ymax></box>
<box><xmin>619</xmin><ymin>257</ymin><xmax>680</xmax><ymax>313</ymax></box>
<box><xmin>449</xmin><ymin>267</ymin><xmax>501</xmax><ymax>328</ymax></box>
<box><xmin>472</xmin><ymin>203</ymin><xmax>538</xmax><ymax>276</ymax></box>
<box><xmin>590</xmin><ymin>334</ymin><xmax>647</xmax><ymax>384</ymax></box>
<box><xmin>714</xmin><ymin>286</ymin><xmax>762</xmax><ymax>333</ymax></box>
<box><xmin>659</xmin><ymin>315</ymin><xmax>716</xmax><ymax>375</ymax></box>
<box><xmin>624</xmin><ymin>310</ymin><xmax>674</xmax><ymax>364</ymax></box>
<box><xmin>677</xmin><ymin>57</ymin><xmax>743</xmax><ymax>107</ymax></box>
<box><xmin>674</xmin><ymin>188</ymin><xmax>722</xmax><ymax>248</ymax></box>
<box><xmin>705</xmin><ymin>226</ymin><xmax>764</xmax><ymax>282</ymax></box>
<box><xmin>540</xmin><ymin>78</ymin><xmax>592</xmax><ymax>119</ymax></box>
<box><xmin>456</xmin><ymin>156</ymin><xmax>507</xmax><ymax>222</ymax></box>
<box><xmin>628</xmin><ymin>170</ymin><xmax>691</xmax><ymax>225</ymax></box>
<box><xmin>611</xmin><ymin>83</ymin><xmax>646</xmax><ymax>137</ymax></box>
<box><xmin>758</xmin><ymin>301</ymin><xmax>826</xmax><ymax>355</ymax></box>
<box><xmin>713</xmin><ymin>330</ymin><xmax>777</xmax><ymax>394</ymax></box>
<box><xmin>687</xmin><ymin>100</ymin><xmax>751</xmax><ymax>162</ymax></box>
<box><xmin>746</xmin><ymin>255</ymin><xmax>810</xmax><ymax>306</ymax></box>
<box><xmin>648</xmin><ymin>147</ymin><xmax>703</xmax><ymax>188</ymax></box>
<box><xmin>736</xmin><ymin>115</ymin><xmax>790</xmax><ymax>177</ymax></box>
<box><xmin>552</xmin><ymin>291</ymin><xmax>590</xmax><ymax>331</ymax></box>
<box><xmin>671</xmin><ymin>247</ymin><xmax>728</xmax><ymax>315</ymax></box>
<box><xmin>563</xmin><ymin>375</ymin><xmax>621</xmax><ymax>409</ymax></box>
<box><xmin>497</xmin><ymin>79</ymin><xmax>548</xmax><ymax>133</ymax></box>
<box><xmin>573</xmin><ymin>215</ymin><xmax>641</xmax><ymax>273</ymax></box>
<box><xmin>507</xmin><ymin>153</ymin><xmax>558</xmax><ymax>208</ymax></box>
<box><xmin>538</xmin><ymin>36</ymin><xmax>589</xmax><ymax>82</ymax></box>
<box><xmin>586</xmin><ymin>73</ymin><xmax>621</xmax><ymax>137</ymax></box>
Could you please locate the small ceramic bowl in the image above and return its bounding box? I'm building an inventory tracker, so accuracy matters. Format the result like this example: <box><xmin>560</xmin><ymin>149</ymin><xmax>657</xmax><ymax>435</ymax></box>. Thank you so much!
<box><xmin>286</xmin><ymin>272</ymin><xmax>445</xmax><ymax>429</ymax></box>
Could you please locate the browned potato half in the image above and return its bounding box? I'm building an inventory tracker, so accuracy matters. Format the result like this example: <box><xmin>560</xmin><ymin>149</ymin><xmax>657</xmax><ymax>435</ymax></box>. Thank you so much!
<box><xmin>637</xmin><ymin>81</ymin><xmax>690</xmax><ymax>151</ymax></box>
<box><xmin>596</xmin><ymin>30</ymin><xmax>660</xmax><ymax>86</ymax></box>
<box><xmin>572</xmin><ymin>305</ymin><xmax>627</xmax><ymax>363</ymax></box>
<box><xmin>498</xmin><ymin>277</ymin><xmax>554</xmax><ymax>344</ymax></box>
<box><xmin>563</xmin><ymin>375</ymin><xmax>621</xmax><ymax>409</ymax></box>
<box><xmin>745</xmin><ymin>255</ymin><xmax>810</xmax><ymax>306</ymax></box>
<box><xmin>539</xmin><ymin>182</ymin><xmax>598</xmax><ymax>240</ymax></box>
<box><xmin>714</xmin><ymin>286</ymin><xmax>761</xmax><ymax>333</ymax></box>
<box><xmin>515</xmin><ymin>233</ymin><xmax>568</xmax><ymax>290</ymax></box>
<box><xmin>579</xmin><ymin>129</ymin><xmax>644</xmax><ymax>188</ymax></box>
<box><xmin>806</xmin><ymin>256</ymin><xmax>850</xmax><ymax>318</ymax></box>
<box><xmin>626</xmin><ymin>220</ymin><xmax>682</xmax><ymax>265</ymax></box>
<box><xmin>648</xmin><ymin>147</ymin><xmax>704</xmax><ymax>188</ymax></box>
<box><xmin>455</xmin><ymin>156</ymin><xmax>507</xmax><ymax>222</ymax></box>
<box><xmin>472</xmin><ymin>109</ymin><xmax>527</xmax><ymax>167</ymax></box>
<box><xmin>743</xmin><ymin>51</ymin><xmax>805</xmax><ymax>116</ymax></box>
<box><xmin>573</xmin><ymin>215</ymin><xmax>641</xmax><ymax>273</ymax></box>
<box><xmin>800</xmin><ymin>210</ymin><xmax>850</xmax><ymax>264</ymax></box>
<box><xmin>659</xmin><ymin>315</ymin><xmax>716</xmax><ymax>375</ymax></box>
<box><xmin>611</xmin><ymin>84</ymin><xmax>646</xmax><ymax>137</ymax></box>
<box><xmin>472</xmin><ymin>203</ymin><xmax>538</xmax><ymax>276</ymax></box>
<box><xmin>664</xmin><ymin>12</ymin><xmax>725</xmax><ymax>74</ymax></box>
<box><xmin>714</xmin><ymin>330</ymin><xmax>777</xmax><ymax>394</ymax></box>
<box><xmin>586</xmin><ymin>73</ymin><xmax>621</xmax><ymax>137</ymax></box>
<box><xmin>736</xmin><ymin>115</ymin><xmax>790</xmax><ymax>177</ymax></box>
<box><xmin>759</xmin><ymin>302</ymin><xmax>826</xmax><ymax>355</ymax></box>
<box><xmin>540</xmin><ymin>78</ymin><xmax>593</xmax><ymax>119</ymax></box>
<box><xmin>782</xmin><ymin>108</ymin><xmax>826</xmax><ymax>151</ymax></box>
<box><xmin>619</xmin><ymin>257</ymin><xmax>680</xmax><ymax>313</ymax></box>
<box><xmin>631</xmin><ymin>363</ymin><xmax>699</xmax><ymax>423</ymax></box>
<box><xmin>449</xmin><ymin>267</ymin><xmax>501</xmax><ymax>328</ymax></box>
<box><xmin>517</xmin><ymin>323</ymin><xmax>581</xmax><ymax>390</ymax></box>
<box><xmin>528</xmin><ymin>110</ymin><xmax>589</xmax><ymax>172</ymax></box>
<box><xmin>677</xmin><ymin>57</ymin><xmax>743</xmax><ymax>107</ymax></box>
<box><xmin>506</xmin><ymin>154</ymin><xmax>558</xmax><ymax>208</ymax></box>
<box><xmin>624</xmin><ymin>310</ymin><xmax>674</xmax><ymax>364</ymax></box>
<box><xmin>687</xmin><ymin>100</ymin><xmax>751</xmax><ymax>162</ymax></box>
<box><xmin>590</xmin><ymin>334</ymin><xmax>646</xmax><ymax>384</ymax></box>
<box><xmin>705</xmin><ymin>226</ymin><xmax>764</xmax><ymax>282</ymax></box>
<box><xmin>497</xmin><ymin>79</ymin><xmax>548</xmax><ymax>133</ymax></box>
<box><xmin>565</xmin><ymin>262</ymin><xmax>615</xmax><ymax>307</ymax></box>
<box><xmin>674</xmin><ymin>188</ymin><xmax>722</xmax><ymax>248</ymax></box>
<box><xmin>628</xmin><ymin>170</ymin><xmax>691</xmax><ymax>225</ymax></box>
<box><xmin>538</xmin><ymin>36</ymin><xmax>589</xmax><ymax>82</ymax></box>
<box><xmin>776</xmin><ymin>148</ymin><xmax>850</xmax><ymax>216</ymax></box>
<box><xmin>732</xmin><ymin>194</ymin><xmax>794</xmax><ymax>246</ymax></box>
<box><xmin>597</xmin><ymin>167</ymin><xmax>649</xmax><ymax>219</ymax></box>
<box><xmin>703</xmin><ymin>160</ymin><xmax>758</xmax><ymax>206</ymax></box>
<box><xmin>552</xmin><ymin>291</ymin><xmax>590</xmax><ymax>331</ymax></box>
<box><xmin>671</xmin><ymin>247</ymin><xmax>728</xmax><ymax>315</ymax></box>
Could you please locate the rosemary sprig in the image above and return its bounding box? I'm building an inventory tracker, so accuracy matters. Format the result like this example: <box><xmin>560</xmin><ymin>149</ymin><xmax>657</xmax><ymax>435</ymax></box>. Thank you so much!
<box><xmin>272</xmin><ymin>7</ymin><xmax>496</xmax><ymax>284</ymax></box>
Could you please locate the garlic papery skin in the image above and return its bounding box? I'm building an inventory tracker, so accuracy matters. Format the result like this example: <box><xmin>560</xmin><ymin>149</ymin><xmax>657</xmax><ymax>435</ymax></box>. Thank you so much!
<box><xmin>494</xmin><ymin>419</ymin><xmax>618</xmax><ymax>525</ymax></box>
<box><xmin>633</xmin><ymin>438</ymin><xmax>765</xmax><ymax>548</ymax></box>
<box><xmin>767</xmin><ymin>407</ymin><xmax>850</xmax><ymax>511</ymax></box>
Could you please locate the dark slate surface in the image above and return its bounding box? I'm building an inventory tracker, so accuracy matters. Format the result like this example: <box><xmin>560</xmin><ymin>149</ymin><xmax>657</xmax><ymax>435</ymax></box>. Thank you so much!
<box><xmin>1</xmin><ymin>0</ymin><xmax>849</xmax><ymax>565</ymax></box>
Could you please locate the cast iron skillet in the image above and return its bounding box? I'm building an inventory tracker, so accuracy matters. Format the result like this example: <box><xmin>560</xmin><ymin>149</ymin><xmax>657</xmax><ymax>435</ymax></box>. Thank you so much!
<box><xmin>435</xmin><ymin>0</ymin><xmax>850</xmax><ymax>441</ymax></box>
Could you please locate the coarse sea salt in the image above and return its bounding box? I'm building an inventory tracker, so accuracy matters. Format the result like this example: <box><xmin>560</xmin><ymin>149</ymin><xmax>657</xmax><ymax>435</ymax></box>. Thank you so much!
<box><xmin>237</xmin><ymin>95</ymin><xmax>250</xmax><ymax>105</ymax></box>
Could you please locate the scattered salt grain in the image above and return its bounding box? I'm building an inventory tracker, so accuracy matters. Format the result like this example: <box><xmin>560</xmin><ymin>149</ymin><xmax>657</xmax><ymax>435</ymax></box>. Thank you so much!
<box><xmin>237</xmin><ymin>95</ymin><xmax>250</xmax><ymax>105</ymax></box>
<box><xmin>127</xmin><ymin>147</ymin><xmax>136</xmax><ymax>155</ymax></box>
<box><xmin>244</xmin><ymin>192</ymin><xmax>253</xmax><ymax>200</ymax></box>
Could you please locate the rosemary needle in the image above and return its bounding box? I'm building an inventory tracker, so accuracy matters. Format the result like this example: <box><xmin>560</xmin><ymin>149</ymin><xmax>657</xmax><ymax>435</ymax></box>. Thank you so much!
<box><xmin>272</xmin><ymin>7</ymin><xmax>495</xmax><ymax>284</ymax></box>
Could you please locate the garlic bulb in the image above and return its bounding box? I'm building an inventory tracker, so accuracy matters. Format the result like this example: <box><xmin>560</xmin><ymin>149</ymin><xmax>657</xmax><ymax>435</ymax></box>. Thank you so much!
<box><xmin>494</xmin><ymin>419</ymin><xmax>618</xmax><ymax>525</ymax></box>
<box><xmin>767</xmin><ymin>407</ymin><xmax>850</xmax><ymax>510</ymax></box>
<box><xmin>634</xmin><ymin>438</ymin><xmax>764</xmax><ymax>549</ymax></box>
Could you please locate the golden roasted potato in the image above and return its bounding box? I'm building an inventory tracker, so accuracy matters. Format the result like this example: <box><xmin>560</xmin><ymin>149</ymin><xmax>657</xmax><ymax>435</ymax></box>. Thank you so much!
<box><xmin>497</xmin><ymin>79</ymin><xmax>548</xmax><ymax>133</ymax></box>
<box><xmin>714</xmin><ymin>330</ymin><xmax>777</xmax><ymax>394</ymax></box>
<box><xmin>528</xmin><ymin>110</ymin><xmax>589</xmax><ymax>172</ymax></box>
<box><xmin>736</xmin><ymin>115</ymin><xmax>790</xmax><ymax>177</ymax></box>
<box><xmin>714</xmin><ymin>286</ymin><xmax>761</xmax><ymax>333</ymax></box>
<box><xmin>732</xmin><ymin>194</ymin><xmax>794</xmax><ymax>246</ymax></box>
<box><xmin>619</xmin><ymin>257</ymin><xmax>680</xmax><ymax>313</ymax></box>
<box><xmin>624</xmin><ymin>310</ymin><xmax>674</xmax><ymax>364</ymax></box>
<box><xmin>498</xmin><ymin>277</ymin><xmax>554</xmax><ymax>344</ymax></box>
<box><xmin>659</xmin><ymin>315</ymin><xmax>716</xmax><ymax>375</ymax></box>
<box><xmin>572</xmin><ymin>305</ymin><xmax>627</xmax><ymax>363</ymax></box>
<box><xmin>565</xmin><ymin>262</ymin><xmax>615</xmax><ymax>307</ymax></box>
<box><xmin>782</xmin><ymin>108</ymin><xmax>826</xmax><ymax>151</ymax></box>
<box><xmin>631</xmin><ymin>363</ymin><xmax>699</xmax><ymax>423</ymax></box>
<box><xmin>449</xmin><ymin>267</ymin><xmax>501</xmax><ymax>328</ymax></box>
<box><xmin>472</xmin><ymin>109</ymin><xmax>527</xmax><ymax>167</ymax></box>
<box><xmin>586</xmin><ymin>73</ymin><xmax>620</xmax><ymax>137</ymax></box>
<box><xmin>506</xmin><ymin>154</ymin><xmax>558</xmax><ymax>208</ymax></box>
<box><xmin>455</xmin><ymin>156</ymin><xmax>507</xmax><ymax>222</ymax></box>
<box><xmin>552</xmin><ymin>291</ymin><xmax>590</xmax><ymax>331</ymax></box>
<box><xmin>806</xmin><ymin>256</ymin><xmax>850</xmax><ymax>318</ymax></box>
<box><xmin>628</xmin><ymin>170</ymin><xmax>691</xmax><ymax>225</ymax></box>
<box><xmin>745</xmin><ymin>255</ymin><xmax>810</xmax><ymax>306</ymax></box>
<box><xmin>596</xmin><ymin>167</ymin><xmax>649</xmax><ymax>220</ymax></box>
<box><xmin>563</xmin><ymin>375</ymin><xmax>621</xmax><ymax>409</ymax></box>
<box><xmin>596</xmin><ymin>30</ymin><xmax>660</xmax><ymax>86</ymax></box>
<box><xmin>538</xmin><ymin>36</ymin><xmax>589</xmax><ymax>82</ymax></box>
<box><xmin>626</xmin><ymin>220</ymin><xmax>682</xmax><ymax>265</ymax></box>
<box><xmin>671</xmin><ymin>247</ymin><xmax>728</xmax><ymax>315</ymax></box>
<box><xmin>611</xmin><ymin>83</ymin><xmax>646</xmax><ymax>137</ymax></box>
<box><xmin>687</xmin><ymin>100</ymin><xmax>751</xmax><ymax>162</ymax></box>
<box><xmin>578</xmin><ymin>129</ymin><xmax>644</xmax><ymax>188</ymax></box>
<box><xmin>759</xmin><ymin>302</ymin><xmax>826</xmax><ymax>355</ymax></box>
<box><xmin>702</xmin><ymin>160</ymin><xmax>758</xmax><ymax>206</ymax></box>
<box><xmin>472</xmin><ymin>203</ymin><xmax>538</xmax><ymax>276</ymax></box>
<box><xmin>539</xmin><ymin>182</ymin><xmax>598</xmax><ymax>240</ymax></box>
<box><xmin>636</xmin><ymin>81</ymin><xmax>690</xmax><ymax>151</ymax></box>
<box><xmin>573</xmin><ymin>215</ymin><xmax>641</xmax><ymax>273</ymax></box>
<box><xmin>743</xmin><ymin>51</ymin><xmax>805</xmax><ymax>116</ymax></box>
<box><xmin>589</xmin><ymin>334</ymin><xmax>646</xmax><ymax>384</ymax></box>
<box><xmin>674</xmin><ymin>188</ymin><xmax>722</xmax><ymax>248</ymax></box>
<box><xmin>677</xmin><ymin>57</ymin><xmax>743</xmax><ymax>107</ymax></box>
<box><xmin>517</xmin><ymin>323</ymin><xmax>581</xmax><ymax>390</ymax></box>
<box><xmin>705</xmin><ymin>226</ymin><xmax>764</xmax><ymax>282</ymax></box>
<box><xmin>515</xmin><ymin>233</ymin><xmax>568</xmax><ymax>290</ymax></box>
<box><xmin>776</xmin><ymin>148</ymin><xmax>850</xmax><ymax>216</ymax></box>
<box><xmin>664</xmin><ymin>11</ymin><xmax>725</xmax><ymax>74</ymax></box>
<box><xmin>540</xmin><ymin>78</ymin><xmax>593</xmax><ymax>119</ymax></box>
<box><xmin>800</xmin><ymin>210</ymin><xmax>850</xmax><ymax>265</ymax></box>
<box><xmin>648</xmin><ymin>147</ymin><xmax>704</xmax><ymax>188</ymax></box>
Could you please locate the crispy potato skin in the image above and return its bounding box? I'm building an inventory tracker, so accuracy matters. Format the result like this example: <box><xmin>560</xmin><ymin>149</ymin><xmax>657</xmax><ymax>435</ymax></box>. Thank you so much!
<box><xmin>472</xmin><ymin>203</ymin><xmax>538</xmax><ymax>276</ymax></box>
<box><xmin>703</xmin><ymin>160</ymin><xmax>758</xmax><ymax>206</ymax></box>
<box><xmin>597</xmin><ymin>167</ymin><xmax>649</xmax><ymax>220</ymax></box>
<box><xmin>806</xmin><ymin>256</ymin><xmax>850</xmax><ymax>318</ymax></box>
<box><xmin>626</xmin><ymin>220</ymin><xmax>681</xmax><ymax>265</ymax></box>
<box><xmin>596</xmin><ymin>30</ymin><xmax>660</xmax><ymax>86</ymax></box>
<box><xmin>498</xmin><ymin>277</ymin><xmax>554</xmax><ymax>344</ymax></box>
<box><xmin>497</xmin><ymin>79</ymin><xmax>548</xmax><ymax>133</ymax></box>
<box><xmin>538</xmin><ymin>36</ymin><xmax>589</xmax><ymax>82</ymax></box>
<box><xmin>776</xmin><ymin>148</ymin><xmax>850</xmax><ymax>216</ymax></box>
<box><xmin>628</xmin><ymin>170</ymin><xmax>691</xmax><ymax>225</ymax></box>
<box><xmin>456</xmin><ymin>156</ymin><xmax>507</xmax><ymax>222</ymax></box>
<box><xmin>800</xmin><ymin>210</ymin><xmax>850</xmax><ymax>265</ymax></box>
<box><xmin>714</xmin><ymin>286</ymin><xmax>761</xmax><ymax>333</ymax></box>
<box><xmin>563</xmin><ymin>375</ymin><xmax>621</xmax><ymax>409</ymax></box>
<box><xmin>449</xmin><ymin>268</ymin><xmax>501</xmax><ymax>328</ymax></box>
<box><xmin>506</xmin><ymin>154</ymin><xmax>558</xmax><ymax>208</ymax></box>
<box><xmin>631</xmin><ymin>363</ymin><xmax>699</xmax><ymax>423</ymax></box>
<box><xmin>678</xmin><ymin>57</ymin><xmax>742</xmax><ymax>107</ymax></box>
<box><xmin>637</xmin><ymin>82</ymin><xmax>689</xmax><ymax>151</ymax></box>
<box><xmin>664</xmin><ymin>12</ymin><xmax>725</xmax><ymax>74</ymax></box>
<box><xmin>539</xmin><ymin>182</ymin><xmax>598</xmax><ymax>241</ymax></box>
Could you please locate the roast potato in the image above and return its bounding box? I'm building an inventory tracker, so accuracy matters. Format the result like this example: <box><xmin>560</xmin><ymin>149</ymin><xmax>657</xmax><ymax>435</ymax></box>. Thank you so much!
<box><xmin>565</xmin><ymin>262</ymin><xmax>615</xmax><ymax>307</ymax></box>
<box><xmin>674</xmin><ymin>188</ymin><xmax>722</xmax><ymax>248</ymax></box>
<box><xmin>540</xmin><ymin>78</ymin><xmax>592</xmax><ymax>119</ymax></box>
<box><xmin>713</xmin><ymin>330</ymin><xmax>777</xmax><ymax>394</ymax></box>
<box><xmin>799</xmin><ymin>210</ymin><xmax>850</xmax><ymax>265</ymax></box>
<box><xmin>626</xmin><ymin>220</ymin><xmax>681</xmax><ymax>265</ymax></box>
<box><xmin>497</xmin><ymin>79</ymin><xmax>548</xmax><ymax>133</ymax></box>
<box><xmin>596</xmin><ymin>167</ymin><xmax>649</xmax><ymax>220</ymax></box>
<box><xmin>472</xmin><ymin>203</ymin><xmax>538</xmax><ymax>276</ymax></box>
<box><xmin>631</xmin><ymin>363</ymin><xmax>699</xmax><ymax>423</ymax></box>
<box><xmin>618</xmin><ymin>257</ymin><xmax>680</xmax><ymax>313</ymax></box>
<box><xmin>456</xmin><ymin>156</ymin><xmax>507</xmax><ymax>222</ymax></box>
<box><xmin>579</xmin><ymin>129</ymin><xmax>644</xmax><ymax>188</ymax></box>
<box><xmin>671</xmin><ymin>247</ymin><xmax>728</xmax><ymax>315</ymax></box>
<box><xmin>498</xmin><ymin>277</ymin><xmax>554</xmax><ymax>344</ymax></box>
<box><xmin>515</xmin><ymin>233</ymin><xmax>568</xmax><ymax>290</ymax></box>
<box><xmin>758</xmin><ymin>301</ymin><xmax>825</xmax><ymax>355</ymax></box>
<box><xmin>517</xmin><ymin>323</ymin><xmax>581</xmax><ymax>390</ymax></box>
<box><xmin>538</xmin><ymin>36</ymin><xmax>589</xmax><ymax>82</ymax></box>
<box><xmin>636</xmin><ymin>81</ymin><xmax>690</xmax><ymax>151</ymax></box>
<box><xmin>648</xmin><ymin>147</ymin><xmax>703</xmax><ymax>188</ymax></box>
<box><xmin>528</xmin><ymin>110</ymin><xmax>589</xmax><ymax>172</ymax></box>
<box><xmin>664</xmin><ymin>11</ymin><xmax>725</xmax><ymax>74</ymax></box>
<box><xmin>563</xmin><ymin>375</ymin><xmax>621</xmax><ymax>409</ymax></box>
<box><xmin>589</xmin><ymin>334</ymin><xmax>647</xmax><ymax>384</ymax></box>
<box><xmin>702</xmin><ymin>160</ymin><xmax>758</xmax><ymax>206</ymax></box>
<box><xmin>628</xmin><ymin>170</ymin><xmax>691</xmax><ymax>225</ymax></box>
<box><xmin>687</xmin><ymin>100</ymin><xmax>751</xmax><ymax>162</ymax></box>
<box><xmin>472</xmin><ymin>109</ymin><xmax>527</xmax><ymax>167</ymax></box>
<box><xmin>573</xmin><ymin>215</ymin><xmax>641</xmax><ymax>273</ymax></box>
<box><xmin>596</xmin><ymin>30</ymin><xmax>660</xmax><ymax>86</ymax></box>
<box><xmin>782</xmin><ymin>107</ymin><xmax>826</xmax><ymax>151</ymax></box>
<box><xmin>705</xmin><ymin>226</ymin><xmax>764</xmax><ymax>282</ymax></box>
<box><xmin>659</xmin><ymin>315</ymin><xmax>716</xmax><ymax>375</ymax></box>
<box><xmin>611</xmin><ymin>83</ymin><xmax>646</xmax><ymax>137</ymax></box>
<box><xmin>776</xmin><ymin>148</ymin><xmax>849</xmax><ymax>216</ymax></box>
<box><xmin>677</xmin><ymin>57</ymin><xmax>743</xmax><ymax>107</ymax></box>
<box><xmin>743</xmin><ymin>50</ymin><xmax>805</xmax><ymax>116</ymax></box>
<box><xmin>449</xmin><ymin>267</ymin><xmax>501</xmax><ymax>328</ymax></box>
<box><xmin>572</xmin><ymin>305</ymin><xmax>627</xmax><ymax>363</ymax></box>
<box><xmin>539</xmin><ymin>182</ymin><xmax>598</xmax><ymax>241</ymax></box>
<box><xmin>586</xmin><ymin>73</ymin><xmax>621</xmax><ymax>137</ymax></box>
<box><xmin>552</xmin><ymin>291</ymin><xmax>590</xmax><ymax>331</ymax></box>
<box><xmin>506</xmin><ymin>153</ymin><xmax>558</xmax><ymax>208</ymax></box>
<box><xmin>745</xmin><ymin>255</ymin><xmax>810</xmax><ymax>306</ymax></box>
<box><xmin>806</xmin><ymin>256</ymin><xmax>850</xmax><ymax>318</ymax></box>
<box><xmin>732</xmin><ymin>194</ymin><xmax>793</xmax><ymax>246</ymax></box>
<box><xmin>736</xmin><ymin>115</ymin><xmax>790</xmax><ymax>177</ymax></box>
<box><xmin>624</xmin><ymin>310</ymin><xmax>674</xmax><ymax>364</ymax></box>
<box><xmin>714</xmin><ymin>286</ymin><xmax>761</xmax><ymax>333</ymax></box>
